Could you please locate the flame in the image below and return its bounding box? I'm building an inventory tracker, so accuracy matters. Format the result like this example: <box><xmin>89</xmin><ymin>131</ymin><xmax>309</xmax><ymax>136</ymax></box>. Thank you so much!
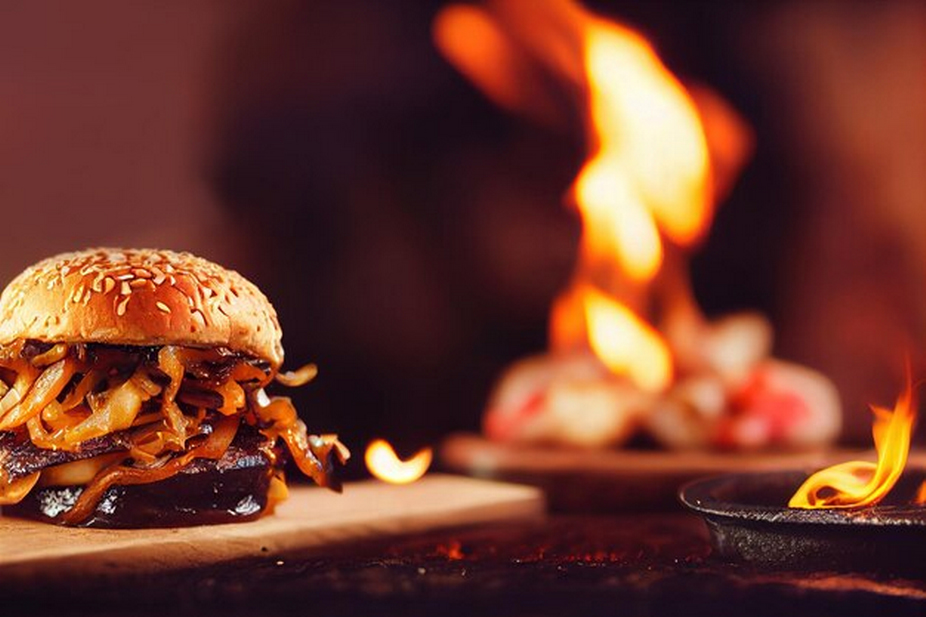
<box><xmin>576</xmin><ymin>24</ymin><xmax>712</xmax><ymax>250</ymax></box>
<box><xmin>915</xmin><ymin>480</ymin><xmax>926</xmax><ymax>505</ymax></box>
<box><xmin>364</xmin><ymin>439</ymin><xmax>432</xmax><ymax>484</ymax></box>
<box><xmin>583</xmin><ymin>286</ymin><xmax>671</xmax><ymax>391</ymax></box>
<box><xmin>560</xmin><ymin>10</ymin><xmax>711</xmax><ymax>391</ymax></box>
<box><xmin>433</xmin><ymin>1</ymin><xmax>761</xmax><ymax>410</ymax></box>
<box><xmin>432</xmin><ymin>5</ymin><xmax>526</xmax><ymax>116</ymax></box>
<box><xmin>435</xmin><ymin>1</ymin><xmax>727</xmax><ymax>393</ymax></box>
<box><xmin>789</xmin><ymin>378</ymin><xmax>917</xmax><ymax>509</ymax></box>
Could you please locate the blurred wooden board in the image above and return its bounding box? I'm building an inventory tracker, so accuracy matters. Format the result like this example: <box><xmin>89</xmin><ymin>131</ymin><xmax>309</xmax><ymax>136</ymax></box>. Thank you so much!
<box><xmin>441</xmin><ymin>433</ymin><xmax>901</xmax><ymax>512</ymax></box>
<box><xmin>0</xmin><ymin>474</ymin><xmax>543</xmax><ymax>579</ymax></box>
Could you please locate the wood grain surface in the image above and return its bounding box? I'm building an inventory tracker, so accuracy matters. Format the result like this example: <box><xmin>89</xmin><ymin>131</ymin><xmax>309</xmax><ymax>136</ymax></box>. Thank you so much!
<box><xmin>440</xmin><ymin>433</ymin><xmax>906</xmax><ymax>512</ymax></box>
<box><xmin>0</xmin><ymin>474</ymin><xmax>544</xmax><ymax>579</ymax></box>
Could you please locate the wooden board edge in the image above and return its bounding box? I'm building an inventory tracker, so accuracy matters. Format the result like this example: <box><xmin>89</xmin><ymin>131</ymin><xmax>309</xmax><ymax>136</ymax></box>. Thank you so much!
<box><xmin>0</xmin><ymin>475</ymin><xmax>545</xmax><ymax>580</ymax></box>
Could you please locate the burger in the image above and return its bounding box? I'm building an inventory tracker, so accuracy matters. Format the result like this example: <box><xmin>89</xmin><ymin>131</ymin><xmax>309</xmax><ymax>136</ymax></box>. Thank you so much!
<box><xmin>0</xmin><ymin>248</ymin><xmax>348</xmax><ymax>527</ymax></box>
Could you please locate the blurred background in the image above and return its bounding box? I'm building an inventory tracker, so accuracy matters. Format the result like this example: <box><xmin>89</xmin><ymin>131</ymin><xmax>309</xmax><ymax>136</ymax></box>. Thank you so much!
<box><xmin>0</xmin><ymin>0</ymin><xmax>923</xmax><ymax>458</ymax></box>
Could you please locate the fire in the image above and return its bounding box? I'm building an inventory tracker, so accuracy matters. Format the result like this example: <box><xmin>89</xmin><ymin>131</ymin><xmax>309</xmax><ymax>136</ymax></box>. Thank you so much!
<box><xmin>438</xmin><ymin>1</ymin><xmax>844</xmax><ymax>454</ymax></box>
<box><xmin>789</xmin><ymin>378</ymin><xmax>918</xmax><ymax>509</ymax></box>
<box><xmin>577</xmin><ymin>24</ymin><xmax>712</xmax><ymax>249</ymax></box>
<box><xmin>563</xmin><ymin>12</ymin><xmax>711</xmax><ymax>388</ymax></box>
<box><xmin>583</xmin><ymin>286</ymin><xmax>671</xmax><ymax>392</ymax></box>
<box><xmin>435</xmin><ymin>0</ymin><xmax>726</xmax><ymax>393</ymax></box>
<box><xmin>364</xmin><ymin>439</ymin><xmax>432</xmax><ymax>484</ymax></box>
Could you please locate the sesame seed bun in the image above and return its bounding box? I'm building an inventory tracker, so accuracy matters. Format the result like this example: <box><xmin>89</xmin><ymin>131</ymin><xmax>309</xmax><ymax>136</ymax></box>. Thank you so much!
<box><xmin>0</xmin><ymin>248</ymin><xmax>284</xmax><ymax>368</ymax></box>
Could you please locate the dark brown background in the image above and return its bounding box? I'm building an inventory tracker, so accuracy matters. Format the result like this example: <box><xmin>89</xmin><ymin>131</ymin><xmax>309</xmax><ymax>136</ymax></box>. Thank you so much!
<box><xmin>0</xmin><ymin>0</ymin><xmax>922</xmax><ymax>460</ymax></box>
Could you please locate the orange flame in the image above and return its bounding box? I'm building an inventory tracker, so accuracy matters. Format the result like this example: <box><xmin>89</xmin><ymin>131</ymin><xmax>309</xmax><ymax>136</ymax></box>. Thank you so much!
<box><xmin>576</xmin><ymin>23</ymin><xmax>712</xmax><ymax>252</ymax></box>
<box><xmin>562</xmin><ymin>17</ymin><xmax>710</xmax><ymax>391</ymax></box>
<box><xmin>789</xmin><ymin>378</ymin><xmax>918</xmax><ymax>509</ymax></box>
<box><xmin>582</xmin><ymin>286</ymin><xmax>671</xmax><ymax>392</ymax></box>
<box><xmin>435</xmin><ymin>1</ymin><xmax>735</xmax><ymax>394</ymax></box>
<box><xmin>364</xmin><ymin>439</ymin><xmax>432</xmax><ymax>484</ymax></box>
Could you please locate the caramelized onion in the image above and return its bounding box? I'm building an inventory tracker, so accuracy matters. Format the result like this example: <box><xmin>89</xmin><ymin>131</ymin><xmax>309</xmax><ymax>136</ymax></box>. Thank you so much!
<box><xmin>29</xmin><ymin>343</ymin><xmax>69</xmax><ymax>367</ymax></box>
<box><xmin>274</xmin><ymin>364</ymin><xmax>318</xmax><ymax>388</ymax></box>
<box><xmin>0</xmin><ymin>382</ymin><xmax>23</xmax><ymax>417</ymax></box>
<box><xmin>39</xmin><ymin>453</ymin><xmax>126</xmax><ymax>487</ymax></box>
<box><xmin>157</xmin><ymin>346</ymin><xmax>191</xmax><ymax>446</ymax></box>
<box><xmin>27</xmin><ymin>405</ymin><xmax>95</xmax><ymax>451</ymax></box>
<box><xmin>63</xmin><ymin>370</ymin><xmax>152</xmax><ymax>445</ymax></box>
<box><xmin>0</xmin><ymin>471</ymin><xmax>39</xmax><ymax>505</ymax></box>
<box><xmin>61</xmin><ymin>415</ymin><xmax>239</xmax><ymax>524</ymax></box>
<box><xmin>27</xmin><ymin>414</ymin><xmax>67</xmax><ymax>450</ymax></box>
<box><xmin>176</xmin><ymin>386</ymin><xmax>224</xmax><ymax>410</ymax></box>
<box><xmin>214</xmin><ymin>379</ymin><xmax>245</xmax><ymax>416</ymax></box>
<box><xmin>266</xmin><ymin>471</ymin><xmax>289</xmax><ymax>513</ymax></box>
<box><xmin>0</xmin><ymin>359</ymin><xmax>77</xmax><ymax>430</ymax></box>
<box><xmin>254</xmin><ymin>396</ymin><xmax>349</xmax><ymax>488</ymax></box>
<box><xmin>231</xmin><ymin>362</ymin><xmax>272</xmax><ymax>385</ymax></box>
<box><xmin>0</xmin><ymin>342</ymin><xmax>345</xmax><ymax>518</ymax></box>
<box><xmin>59</xmin><ymin>371</ymin><xmax>104</xmax><ymax>411</ymax></box>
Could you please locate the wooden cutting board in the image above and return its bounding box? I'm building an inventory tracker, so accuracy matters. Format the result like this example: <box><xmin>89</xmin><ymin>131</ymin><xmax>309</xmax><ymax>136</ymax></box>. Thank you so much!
<box><xmin>0</xmin><ymin>474</ymin><xmax>543</xmax><ymax>578</ymax></box>
<box><xmin>441</xmin><ymin>433</ymin><xmax>886</xmax><ymax>512</ymax></box>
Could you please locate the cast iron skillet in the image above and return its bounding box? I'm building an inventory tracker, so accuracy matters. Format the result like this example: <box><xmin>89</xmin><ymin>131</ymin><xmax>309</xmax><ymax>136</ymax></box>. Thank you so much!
<box><xmin>679</xmin><ymin>469</ymin><xmax>926</xmax><ymax>576</ymax></box>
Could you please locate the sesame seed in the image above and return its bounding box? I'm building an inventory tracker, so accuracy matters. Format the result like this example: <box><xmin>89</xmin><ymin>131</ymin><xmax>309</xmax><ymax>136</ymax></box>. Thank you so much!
<box><xmin>151</xmin><ymin>267</ymin><xmax>166</xmax><ymax>285</ymax></box>
<box><xmin>115</xmin><ymin>274</ymin><xmax>134</xmax><ymax>281</ymax></box>
<box><xmin>133</xmin><ymin>268</ymin><xmax>151</xmax><ymax>279</ymax></box>
<box><xmin>120</xmin><ymin>281</ymin><xmax>131</xmax><ymax>295</ymax></box>
<box><xmin>116</xmin><ymin>296</ymin><xmax>130</xmax><ymax>316</ymax></box>
<box><xmin>103</xmin><ymin>277</ymin><xmax>116</xmax><ymax>294</ymax></box>
<box><xmin>156</xmin><ymin>301</ymin><xmax>171</xmax><ymax>314</ymax></box>
<box><xmin>191</xmin><ymin>310</ymin><xmax>206</xmax><ymax>327</ymax></box>
<box><xmin>129</xmin><ymin>278</ymin><xmax>147</xmax><ymax>289</ymax></box>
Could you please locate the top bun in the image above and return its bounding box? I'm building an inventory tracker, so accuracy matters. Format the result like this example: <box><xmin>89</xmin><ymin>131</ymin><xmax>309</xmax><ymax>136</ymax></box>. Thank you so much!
<box><xmin>0</xmin><ymin>248</ymin><xmax>284</xmax><ymax>368</ymax></box>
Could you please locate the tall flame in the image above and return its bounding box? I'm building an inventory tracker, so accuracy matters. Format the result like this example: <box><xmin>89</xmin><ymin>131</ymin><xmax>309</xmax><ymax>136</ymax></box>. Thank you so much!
<box><xmin>435</xmin><ymin>0</ymin><xmax>725</xmax><ymax>393</ymax></box>
<box><xmin>562</xmin><ymin>16</ymin><xmax>711</xmax><ymax>391</ymax></box>
<box><xmin>576</xmin><ymin>24</ymin><xmax>712</xmax><ymax>253</ymax></box>
<box><xmin>789</xmin><ymin>378</ymin><xmax>917</xmax><ymax>509</ymax></box>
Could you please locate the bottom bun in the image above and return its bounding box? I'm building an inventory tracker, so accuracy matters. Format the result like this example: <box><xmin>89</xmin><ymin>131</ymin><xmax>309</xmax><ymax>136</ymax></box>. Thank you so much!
<box><xmin>3</xmin><ymin>426</ymin><xmax>276</xmax><ymax>528</ymax></box>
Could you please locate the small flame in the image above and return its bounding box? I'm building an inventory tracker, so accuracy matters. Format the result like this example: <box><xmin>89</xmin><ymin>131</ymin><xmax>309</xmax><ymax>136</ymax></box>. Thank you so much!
<box><xmin>789</xmin><ymin>377</ymin><xmax>918</xmax><ymax>509</ymax></box>
<box><xmin>364</xmin><ymin>439</ymin><xmax>432</xmax><ymax>484</ymax></box>
<box><xmin>583</xmin><ymin>286</ymin><xmax>671</xmax><ymax>392</ymax></box>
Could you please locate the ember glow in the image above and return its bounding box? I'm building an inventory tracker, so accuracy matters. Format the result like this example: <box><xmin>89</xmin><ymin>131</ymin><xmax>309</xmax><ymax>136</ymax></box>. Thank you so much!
<box><xmin>365</xmin><ymin>439</ymin><xmax>432</xmax><ymax>484</ymax></box>
<box><xmin>790</xmin><ymin>378</ymin><xmax>918</xmax><ymax>509</ymax></box>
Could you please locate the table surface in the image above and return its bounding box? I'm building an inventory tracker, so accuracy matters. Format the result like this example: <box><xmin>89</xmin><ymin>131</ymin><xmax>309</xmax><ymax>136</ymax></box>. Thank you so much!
<box><xmin>5</xmin><ymin>513</ymin><xmax>926</xmax><ymax>617</ymax></box>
